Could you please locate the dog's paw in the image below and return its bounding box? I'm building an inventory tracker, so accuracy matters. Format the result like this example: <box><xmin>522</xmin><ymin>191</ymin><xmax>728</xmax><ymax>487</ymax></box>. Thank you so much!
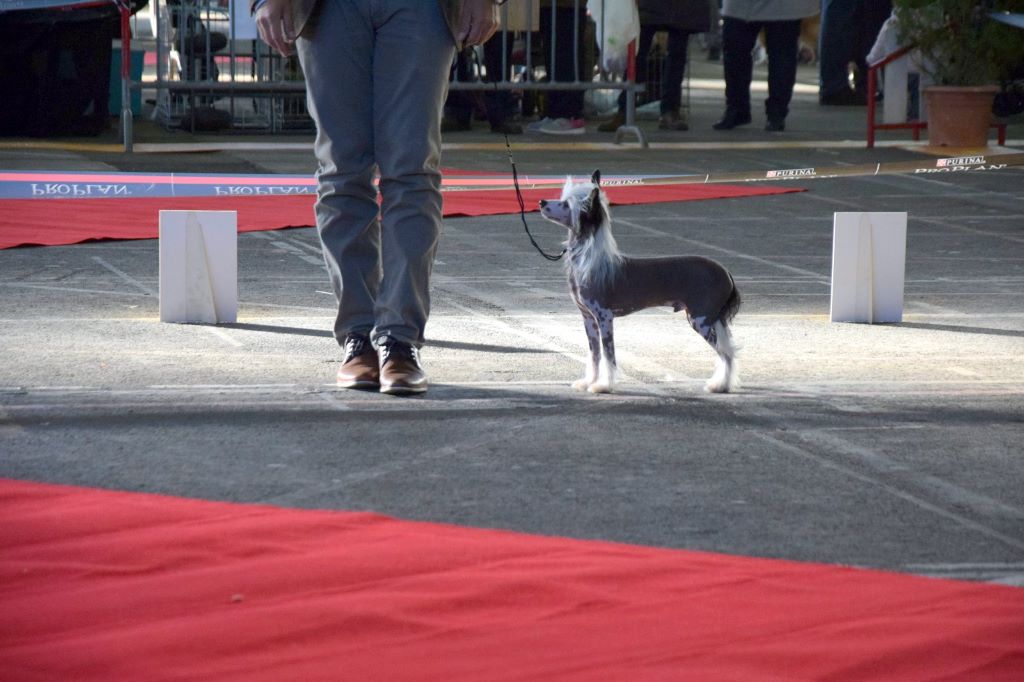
<box><xmin>704</xmin><ymin>379</ymin><xmax>731</xmax><ymax>394</ymax></box>
<box><xmin>588</xmin><ymin>382</ymin><xmax>613</xmax><ymax>394</ymax></box>
<box><xmin>571</xmin><ymin>378</ymin><xmax>591</xmax><ymax>391</ymax></box>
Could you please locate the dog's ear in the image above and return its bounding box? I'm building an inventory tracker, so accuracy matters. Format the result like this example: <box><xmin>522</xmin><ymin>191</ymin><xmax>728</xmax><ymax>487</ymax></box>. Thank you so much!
<box><xmin>591</xmin><ymin>170</ymin><xmax>601</xmax><ymax>186</ymax></box>
<box><xmin>579</xmin><ymin>186</ymin><xmax>605</xmax><ymax>236</ymax></box>
<box><xmin>560</xmin><ymin>175</ymin><xmax>574</xmax><ymax>200</ymax></box>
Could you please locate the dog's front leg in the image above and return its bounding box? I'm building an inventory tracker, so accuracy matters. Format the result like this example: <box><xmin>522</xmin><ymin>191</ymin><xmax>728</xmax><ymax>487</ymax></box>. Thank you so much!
<box><xmin>589</xmin><ymin>306</ymin><xmax>617</xmax><ymax>394</ymax></box>
<box><xmin>573</xmin><ymin>312</ymin><xmax>601</xmax><ymax>391</ymax></box>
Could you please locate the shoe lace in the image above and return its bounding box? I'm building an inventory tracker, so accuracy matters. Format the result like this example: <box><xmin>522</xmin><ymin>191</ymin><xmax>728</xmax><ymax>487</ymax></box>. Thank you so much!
<box><xmin>379</xmin><ymin>339</ymin><xmax>418</xmax><ymax>367</ymax></box>
<box><xmin>342</xmin><ymin>334</ymin><xmax>369</xmax><ymax>362</ymax></box>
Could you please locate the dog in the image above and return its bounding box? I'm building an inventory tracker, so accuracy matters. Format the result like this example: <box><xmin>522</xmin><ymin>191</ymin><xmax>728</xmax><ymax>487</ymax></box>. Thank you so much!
<box><xmin>538</xmin><ymin>171</ymin><xmax>741</xmax><ymax>394</ymax></box>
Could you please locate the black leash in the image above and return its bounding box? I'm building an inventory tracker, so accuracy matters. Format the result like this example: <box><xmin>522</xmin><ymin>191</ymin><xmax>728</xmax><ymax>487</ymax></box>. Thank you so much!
<box><xmin>494</xmin><ymin>84</ymin><xmax>565</xmax><ymax>261</ymax></box>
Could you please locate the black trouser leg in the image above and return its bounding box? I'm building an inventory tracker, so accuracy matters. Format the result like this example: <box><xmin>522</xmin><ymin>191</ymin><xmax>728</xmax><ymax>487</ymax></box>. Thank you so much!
<box><xmin>444</xmin><ymin>49</ymin><xmax>474</xmax><ymax>124</ymax></box>
<box><xmin>660</xmin><ymin>29</ymin><xmax>691</xmax><ymax>114</ymax></box>
<box><xmin>763</xmin><ymin>20</ymin><xmax>800</xmax><ymax>123</ymax></box>
<box><xmin>483</xmin><ymin>34</ymin><xmax>515</xmax><ymax>127</ymax></box>
<box><xmin>541</xmin><ymin>6</ymin><xmax>585</xmax><ymax>119</ymax></box>
<box><xmin>721</xmin><ymin>16</ymin><xmax>757</xmax><ymax>117</ymax></box>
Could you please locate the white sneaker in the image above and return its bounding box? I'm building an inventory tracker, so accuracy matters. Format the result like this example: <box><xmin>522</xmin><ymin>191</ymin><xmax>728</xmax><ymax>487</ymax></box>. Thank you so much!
<box><xmin>526</xmin><ymin>117</ymin><xmax>554</xmax><ymax>133</ymax></box>
<box><xmin>535</xmin><ymin>117</ymin><xmax>586</xmax><ymax>135</ymax></box>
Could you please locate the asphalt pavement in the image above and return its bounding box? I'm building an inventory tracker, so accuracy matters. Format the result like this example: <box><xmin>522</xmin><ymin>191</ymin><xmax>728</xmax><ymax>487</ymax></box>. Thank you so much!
<box><xmin>2</xmin><ymin>59</ymin><xmax>1023</xmax><ymax>586</ymax></box>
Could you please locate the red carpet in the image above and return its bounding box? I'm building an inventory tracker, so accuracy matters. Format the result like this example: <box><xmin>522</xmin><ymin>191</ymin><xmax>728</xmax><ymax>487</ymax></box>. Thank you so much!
<box><xmin>0</xmin><ymin>183</ymin><xmax>801</xmax><ymax>250</ymax></box>
<box><xmin>2</xmin><ymin>479</ymin><xmax>1021</xmax><ymax>681</ymax></box>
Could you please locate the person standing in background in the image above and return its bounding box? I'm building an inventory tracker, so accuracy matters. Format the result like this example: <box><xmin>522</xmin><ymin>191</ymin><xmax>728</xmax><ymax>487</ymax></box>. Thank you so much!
<box><xmin>706</xmin><ymin>0</ymin><xmax>723</xmax><ymax>60</ymax></box>
<box><xmin>818</xmin><ymin>0</ymin><xmax>892</xmax><ymax>105</ymax></box>
<box><xmin>444</xmin><ymin>0</ymin><xmax>538</xmax><ymax>134</ymax></box>
<box><xmin>443</xmin><ymin>35</ymin><xmax>524</xmax><ymax>135</ymax></box>
<box><xmin>713</xmin><ymin>0</ymin><xmax>819</xmax><ymax>132</ymax></box>
<box><xmin>254</xmin><ymin>0</ymin><xmax>499</xmax><ymax>395</ymax></box>
<box><xmin>598</xmin><ymin>0</ymin><xmax>711</xmax><ymax>133</ymax></box>
<box><xmin>527</xmin><ymin>0</ymin><xmax>590</xmax><ymax>135</ymax></box>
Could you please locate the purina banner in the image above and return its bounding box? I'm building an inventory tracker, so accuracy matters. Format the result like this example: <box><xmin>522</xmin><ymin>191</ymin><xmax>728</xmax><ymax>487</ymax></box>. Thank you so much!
<box><xmin>2</xmin><ymin>154</ymin><xmax>1022</xmax><ymax>200</ymax></box>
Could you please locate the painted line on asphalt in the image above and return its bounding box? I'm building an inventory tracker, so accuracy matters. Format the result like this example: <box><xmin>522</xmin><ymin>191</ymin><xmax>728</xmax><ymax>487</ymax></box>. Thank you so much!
<box><xmin>791</xmin><ymin>428</ymin><xmax>1024</xmax><ymax>521</ymax></box>
<box><xmin>901</xmin><ymin>563</ymin><xmax>1024</xmax><ymax>586</ymax></box>
<box><xmin>204</xmin><ymin>326</ymin><xmax>243</xmax><ymax>347</ymax></box>
<box><xmin>92</xmin><ymin>256</ymin><xmax>157</xmax><ymax>296</ymax></box>
<box><xmin>278</xmin><ymin>235</ymin><xmax>324</xmax><ymax>255</ymax></box>
<box><xmin>317</xmin><ymin>392</ymin><xmax>352</xmax><ymax>411</ymax></box>
<box><xmin>909</xmin><ymin>561</ymin><xmax>1019</xmax><ymax>585</ymax></box>
<box><xmin>752</xmin><ymin>431</ymin><xmax>1024</xmax><ymax>553</ymax></box>
<box><xmin>902</xmin><ymin>561</ymin><xmax>1024</xmax><ymax>582</ymax></box>
<box><xmin>918</xmin><ymin>215</ymin><xmax>1024</xmax><ymax>246</ymax></box>
<box><xmin>612</xmin><ymin>216</ymin><xmax>830</xmax><ymax>284</ymax></box>
<box><xmin>436</xmin><ymin>293</ymin><xmax>586</xmax><ymax>374</ymax></box>
<box><xmin>0</xmin><ymin>283</ymin><xmax>151</xmax><ymax>298</ymax></box>
<box><xmin>801</xmin><ymin>191</ymin><xmax>872</xmax><ymax>211</ymax></box>
<box><xmin>261</xmin><ymin>420</ymin><xmax>540</xmax><ymax>507</ymax></box>
<box><xmin>270</xmin><ymin>240</ymin><xmax>324</xmax><ymax>266</ymax></box>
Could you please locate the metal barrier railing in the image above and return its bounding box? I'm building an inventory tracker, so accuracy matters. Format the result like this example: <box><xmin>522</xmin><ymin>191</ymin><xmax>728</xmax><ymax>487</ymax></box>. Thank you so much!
<box><xmin>138</xmin><ymin>0</ymin><xmax>650</xmax><ymax>145</ymax></box>
<box><xmin>145</xmin><ymin>0</ymin><xmax>311</xmax><ymax>133</ymax></box>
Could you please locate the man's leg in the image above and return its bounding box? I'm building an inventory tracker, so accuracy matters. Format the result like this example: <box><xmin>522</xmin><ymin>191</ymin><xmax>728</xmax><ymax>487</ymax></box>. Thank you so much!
<box><xmin>660</xmin><ymin>28</ymin><xmax>691</xmax><ymax>114</ymax></box>
<box><xmin>721</xmin><ymin>16</ymin><xmax>757</xmax><ymax>117</ymax></box>
<box><xmin>764</xmin><ymin>20</ymin><xmax>801</xmax><ymax>124</ymax></box>
<box><xmin>371</xmin><ymin>0</ymin><xmax>456</xmax><ymax>348</ymax></box>
<box><xmin>853</xmin><ymin>0</ymin><xmax>893</xmax><ymax>96</ymax></box>
<box><xmin>541</xmin><ymin>5</ymin><xmax>585</xmax><ymax>120</ymax></box>
<box><xmin>482</xmin><ymin>35</ymin><xmax>520</xmax><ymax>132</ymax></box>
<box><xmin>296</xmin><ymin>0</ymin><xmax>380</xmax><ymax>344</ymax></box>
<box><xmin>444</xmin><ymin>49</ymin><xmax>475</xmax><ymax>131</ymax></box>
<box><xmin>818</xmin><ymin>0</ymin><xmax>857</xmax><ymax>100</ymax></box>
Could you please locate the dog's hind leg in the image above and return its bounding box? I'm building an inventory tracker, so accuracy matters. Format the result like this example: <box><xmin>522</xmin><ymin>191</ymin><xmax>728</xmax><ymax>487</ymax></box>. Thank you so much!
<box><xmin>573</xmin><ymin>313</ymin><xmax>601</xmax><ymax>391</ymax></box>
<box><xmin>707</xmin><ymin>320</ymin><xmax>739</xmax><ymax>393</ymax></box>
<box><xmin>689</xmin><ymin>315</ymin><xmax>739</xmax><ymax>393</ymax></box>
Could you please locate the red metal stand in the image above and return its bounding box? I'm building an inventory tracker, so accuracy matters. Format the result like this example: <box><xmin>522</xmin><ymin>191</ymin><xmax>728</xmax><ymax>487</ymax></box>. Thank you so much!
<box><xmin>866</xmin><ymin>46</ymin><xmax>1006</xmax><ymax>148</ymax></box>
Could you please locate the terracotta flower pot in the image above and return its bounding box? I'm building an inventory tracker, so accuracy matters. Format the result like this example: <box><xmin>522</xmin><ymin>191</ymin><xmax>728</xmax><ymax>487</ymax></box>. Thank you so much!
<box><xmin>924</xmin><ymin>85</ymin><xmax>999</xmax><ymax>147</ymax></box>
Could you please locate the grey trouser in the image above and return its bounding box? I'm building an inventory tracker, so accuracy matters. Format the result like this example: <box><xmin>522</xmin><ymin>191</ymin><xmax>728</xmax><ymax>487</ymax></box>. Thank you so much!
<box><xmin>297</xmin><ymin>0</ymin><xmax>455</xmax><ymax>348</ymax></box>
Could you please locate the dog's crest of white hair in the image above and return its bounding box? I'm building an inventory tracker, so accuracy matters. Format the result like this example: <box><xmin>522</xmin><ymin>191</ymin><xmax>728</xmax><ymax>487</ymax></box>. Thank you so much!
<box><xmin>562</xmin><ymin>176</ymin><xmax>622</xmax><ymax>290</ymax></box>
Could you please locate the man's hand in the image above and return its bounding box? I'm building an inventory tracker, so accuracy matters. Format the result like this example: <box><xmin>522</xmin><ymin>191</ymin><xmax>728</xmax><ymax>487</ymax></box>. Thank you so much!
<box><xmin>457</xmin><ymin>0</ymin><xmax>499</xmax><ymax>48</ymax></box>
<box><xmin>256</xmin><ymin>0</ymin><xmax>296</xmax><ymax>56</ymax></box>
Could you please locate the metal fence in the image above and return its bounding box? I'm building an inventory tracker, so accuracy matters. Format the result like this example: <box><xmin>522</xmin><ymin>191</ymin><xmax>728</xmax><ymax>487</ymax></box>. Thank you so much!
<box><xmin>139</xmin><ymin>0</ymin><xmax>310</xmax><ymax>133</ymax></box>
<box><xmin>136</xmin><ymin>0</ymin><xmax>666</xmax><ymax>145</ymax></box>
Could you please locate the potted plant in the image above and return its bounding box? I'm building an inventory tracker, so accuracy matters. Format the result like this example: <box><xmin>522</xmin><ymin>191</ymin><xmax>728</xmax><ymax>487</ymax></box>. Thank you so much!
<box><xmin>891</xmin><ymin>0</ymin><xmax>1024</xmax><ymax>146</ymax></box>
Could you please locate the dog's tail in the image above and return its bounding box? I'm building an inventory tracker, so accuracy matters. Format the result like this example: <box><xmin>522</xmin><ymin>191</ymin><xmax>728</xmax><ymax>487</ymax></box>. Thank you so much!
<box><xmin>716</xmin><ymin>275</ymin><xmax>741</xmax><ymax>325</ymax></box>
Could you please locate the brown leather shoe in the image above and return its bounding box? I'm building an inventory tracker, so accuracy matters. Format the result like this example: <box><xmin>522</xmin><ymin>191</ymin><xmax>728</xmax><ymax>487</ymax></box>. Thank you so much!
<box><xmin>336</xmin><ymin>333</ymin><xmax>379</xmax><ymax>389</ymax></box>
<box><xmin>378</xmin><ymin>338</ymin><xmax>427</xmax><ymax>395</ymax></box>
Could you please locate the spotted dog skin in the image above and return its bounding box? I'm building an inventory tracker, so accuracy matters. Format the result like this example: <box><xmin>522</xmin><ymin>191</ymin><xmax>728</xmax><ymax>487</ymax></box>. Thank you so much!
<box><xmin>540</xmin><ymin>171</ymin><xmax>741</xmax><ymax>394</ymax></box>
<box><xmin>569</xmin><ymin>277</ymin><xmax>617</xmax><ymax>391</ymax></box>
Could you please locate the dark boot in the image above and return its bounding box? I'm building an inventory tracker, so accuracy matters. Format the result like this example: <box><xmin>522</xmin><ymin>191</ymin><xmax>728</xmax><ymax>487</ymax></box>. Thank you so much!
<box><xmin>712</xmin><ymin>109</ymin><xmax>751</xmax><ymax>130</ymax></box>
